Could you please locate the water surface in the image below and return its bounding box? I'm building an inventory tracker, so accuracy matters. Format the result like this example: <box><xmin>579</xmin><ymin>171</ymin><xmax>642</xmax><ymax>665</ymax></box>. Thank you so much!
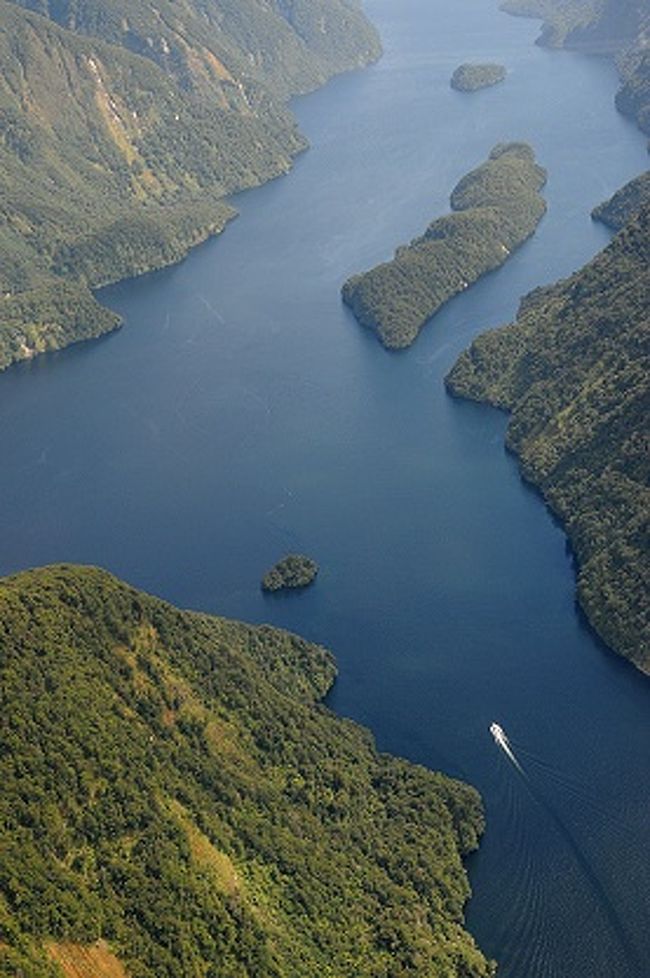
<box><xmin>1</xmin><ymin>2</ymin><xmax>648</xmax><ymax>975</ymax></box>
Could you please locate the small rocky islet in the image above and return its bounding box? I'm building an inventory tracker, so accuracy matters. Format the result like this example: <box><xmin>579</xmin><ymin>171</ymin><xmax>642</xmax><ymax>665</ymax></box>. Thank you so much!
<box><xmin>451</xmin><ymin>62</ymin><xmax>507</xmax><ymax>91</ymax></box>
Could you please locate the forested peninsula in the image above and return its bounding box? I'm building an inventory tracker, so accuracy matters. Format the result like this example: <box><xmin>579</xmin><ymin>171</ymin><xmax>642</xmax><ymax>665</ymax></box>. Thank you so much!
<box><xmin>0</xmin><ymin>564</ymin><xmax>493</xmax><ymax>978</ymax></box>
<box><xmin>342</xmin><ymin>143</ymin><xmax>546</xmax><ymax>349</ymax></box>
<box><xmin>0</xmin><ymin>0</ymin><xmax>380</xmax><ymax>371</ymax></box>
<box><xmin>451</xmin><ymin>63</ymin><xmax>506</xmax><ymax>92</ymax></box>
<box><xmin>592</xmin><ymin>170</ymin><xmax>650</xmax><ymax>229</ymax></box>
<box><xmin>447</xmin><ymin>204</ymin><xmax>650</xmax><ymax>674</ymax></box>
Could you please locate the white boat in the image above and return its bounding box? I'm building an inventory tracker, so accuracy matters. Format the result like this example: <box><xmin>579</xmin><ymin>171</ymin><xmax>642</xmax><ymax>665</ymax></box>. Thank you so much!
<box><xmin>490</xmin><ymin>722</ymin><xmax>506</xmax><ymax>744</ymax></box>
<box><xmin>489</xmin><ymin>722</ymin><xmax>523</xmax><ymax>771</ymax></box>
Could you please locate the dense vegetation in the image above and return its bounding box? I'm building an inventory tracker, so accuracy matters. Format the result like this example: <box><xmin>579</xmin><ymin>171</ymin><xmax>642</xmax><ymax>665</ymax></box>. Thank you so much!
<box><xmin>500</xmin><ymin>0</ymin><xmax>645</xmax><ymax>50</ymax></box>
<box><xmin>262</xmin><ymin>554</ymin><xmax>319</xmax><ymax>592</ymax></box>
<box><xmin>0</xmin><ymin>564</ymin><xmax>494</xmax><ymax>978</ymax></box>
<box><xmin>616</xmin><ymin>50</ymin><xmax>650</xmax><ymax>141</ymax></box>
<box><xmin>447</xmin><ymin>205</ymin><xmax>650</xmax><ymax>673</ymax></box>
<box><xmin>501</xmin><ymin>0</ymin><xmax>650</xmax><ymax>140</ymax></box>
<box><xmin>592</xmin><ymin>170</ymin><xmax>650</xmax><ymax>229</ymax></box>
<box><xmin>342</xmin><ymin>143</ymin><xmax>547</xmax><ymax>349</ymax></box>
<box><xmin>450</xmin><ymin>64</ymin><xmax>506</xmax><ymax>92</ymax></box>
<box><xmin>0</xmin><ymin>0</ymin><xmax>380</xmax><ymax>370</ymax></box>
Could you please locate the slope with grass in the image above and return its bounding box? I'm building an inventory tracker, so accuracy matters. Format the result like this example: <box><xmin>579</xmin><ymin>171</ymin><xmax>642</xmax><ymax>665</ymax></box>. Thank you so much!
<box><xmin>0</xmin><ymin>0</ymin><xmax>380</xmax><ymax>370</ymax></box>
<box><xmin>0</xmin><ymin>564</ymin><xmax>494</xmax><ymax>978</ymax></box>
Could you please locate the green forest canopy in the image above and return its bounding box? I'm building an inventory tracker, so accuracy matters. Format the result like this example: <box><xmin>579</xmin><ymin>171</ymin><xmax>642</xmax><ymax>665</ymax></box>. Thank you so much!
<box><xmin>0</xmin><ymin>0</ymin><xmax>380</xmax><ymax>370</ymax></box>
<box><xmin>0</xmin><ymin>564</ymin><xmax>494</xmax><ymax>978</ymax></box>
<box><xmin>447</xmin><ymin>204</ymin><xmax>650</xmax><ymax>673</ymax></box>
<box><xmin>342</xmin><ymin>143</ymin><xmax>547</xmax><ymax>349</ymax></box>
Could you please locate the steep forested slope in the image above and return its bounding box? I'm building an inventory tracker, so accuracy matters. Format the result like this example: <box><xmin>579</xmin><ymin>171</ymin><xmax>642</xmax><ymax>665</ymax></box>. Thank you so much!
<box><xmin>0</xmin><ymin>564</ymin><xmax>493</xmax><ymax>978</ymax></box>
<box><xmin>500</xmin><ymin>0</ymin><xmax>598</xmax><ymax>47</ymax></box>
<box><xmin>447</xmin><ymin>207</ymin><xmax>650</xmax><ymax>673</ymax></box>
<box><xmin>501</xmin><ymin>0</ymin><xmax>647</xmax><ymax>50</ymax></box>
<box><xmin>0</xmin><ymin>0</ymin><xmax>380</xmax><ymax>370</ymax></box>
<box><xmin>501</xmin><ymin>0</ymin><xmax>650</xmax><ymax>139</ymax></box>
<box><xmin>8</xmin><ymin>0</ymin><xmax>380</xmax><ymax>99</ymax></box>
<box><xmin>616</xmin><ymin>49</ymin><xmax>650</xmax><ymax>140</ymax></box>
<box><xmin>342</xmin><ymin>143</ymin><xmax>546</xmax><ymax>349</ymax></box>
<box><xmin>592</xmin><ymin>170</ymin><xmax>650</xmax><ymax>228</ymax></box>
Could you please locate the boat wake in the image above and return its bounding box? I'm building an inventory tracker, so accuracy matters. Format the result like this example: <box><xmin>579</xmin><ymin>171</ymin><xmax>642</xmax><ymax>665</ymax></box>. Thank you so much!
<box><xmin>488</xmin><ymin>721</ymin><xmax>642</xmax><ymax>976</ymax></box>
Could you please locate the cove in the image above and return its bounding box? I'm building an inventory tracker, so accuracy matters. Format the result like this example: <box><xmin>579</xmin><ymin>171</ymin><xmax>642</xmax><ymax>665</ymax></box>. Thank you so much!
<box><xmin>0</xmin><ymin>1</ymin><xmax>648</xmax><ymax>975</ymax></box>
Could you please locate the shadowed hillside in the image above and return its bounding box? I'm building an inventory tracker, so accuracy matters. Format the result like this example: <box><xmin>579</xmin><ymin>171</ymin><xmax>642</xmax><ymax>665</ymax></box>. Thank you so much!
<box><xmin>501</xmin><ymin>0</ymin><xmax>650</xmax><ymax>140</ymax></box>
<box><xmin>447</xmin><ymin>206</ymin><xmax>650</xmax><ymax>673</ymax></box>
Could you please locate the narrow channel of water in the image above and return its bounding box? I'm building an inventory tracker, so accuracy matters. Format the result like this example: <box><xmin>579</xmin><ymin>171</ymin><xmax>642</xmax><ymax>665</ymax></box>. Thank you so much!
<box><xmin>1</xmin><ymin>2</ymin><xmax>648</xmax><ymax>974</ymax></box>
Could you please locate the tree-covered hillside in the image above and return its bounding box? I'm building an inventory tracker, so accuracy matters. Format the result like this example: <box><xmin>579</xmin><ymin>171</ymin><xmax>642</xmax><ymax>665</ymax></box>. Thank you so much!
<box><xmin>342</xmin><ymin>143</ymin><xmax>546</xmax><ymax>349</ymax></box>
<box><xmin>0</xmin><ymin>564</ymin><xmax>493</xmax><ymax>978</ymax></box>
<box><xmin>8</xmin><ymin>0</ymin><xmax>380</xmax><ymax>100</ymax></box>
<box><xmin>501</xmin><ymin>0</ymin><xmax>647</xmax><ymax>51</ymax></box>
<box><xmin>447</xmin><ymin>206</ymin><xmax>650</xmax><ymax>673</ymax></box>
<box><xmin>0</xmin><ymin>0</ymin><xmax>380</xmax><ymax>371</ymax></box>
<box><xmin>616</xmin><ymin>49</ymin><xmax>650</xmax><ymax>141</ymax></box>
<box><xmin>592</xmin><ymin>170</ymin><xmax>650</xmax><ymax>229</ymax></box>
<box><xmin>501</xmin><ymin>0</ymin><xmax>650</xmax><ymax>140</ymax></box>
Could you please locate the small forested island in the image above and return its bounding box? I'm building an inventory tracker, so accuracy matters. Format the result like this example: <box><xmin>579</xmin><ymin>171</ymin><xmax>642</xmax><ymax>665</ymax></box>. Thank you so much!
<box><xmin>262</xmin><ymin>553</ymin><xmax>319</xmax><ymax>591</ymax></box>
<box><xmin>451</xmin><ymin>63</ymin><xmax>506</xmax><ymax>92</ymax></box>
<box><xmin>447</xmin><ymin>201</ymin><xmax>650</xmax><ymax>674</ymax></box>
<box><xmin>342</xmin><ymin>143</ymin><xmax>547</xmax><ymax>349</ymax></box>
<box><xmin>0</xmin><ymin>564</ymin><xmax>493</xmax><ymax>977</ymax></box>
<box><xmin>0</xmin><ymin>0</ymin><xmax>381</xmax><ymax>371</ymax></box>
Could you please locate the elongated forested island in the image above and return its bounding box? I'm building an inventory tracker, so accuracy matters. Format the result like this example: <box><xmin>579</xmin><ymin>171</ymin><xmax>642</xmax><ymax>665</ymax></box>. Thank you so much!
<box><xmin>262</xmin><ymin>553</ymin><xmax>319</xmax><ymax>591</ymax></box>
<box><xmin>0</xmin><ymin>0</ymin><xmax>380</xmax><ymax>371</ymax></box>
<box><xmin>447</xmin><ymin>203</ymin><xmax>650</xmax><ymax>674</ymax></box>
<box><xmin>451</xmin><ymin>63</ymin><xmax>506</xmax><ymax>92</ymax></box>
<box><xmin>342</xmin><ymin>143</ymin><xmax>547</xmax><ymax>349</ymax></box>
<box><xmin>0</xmin><ymin>564</ymin><xmax>494</xmax><ymax>978</ymax></box>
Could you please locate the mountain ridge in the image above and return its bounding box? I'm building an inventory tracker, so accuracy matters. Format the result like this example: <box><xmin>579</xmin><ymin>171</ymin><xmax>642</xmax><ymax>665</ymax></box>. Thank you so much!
<box><xmin>0</xmin><ymin>0</ymin><xmax>381</xmax><ymax>371</ymax></box>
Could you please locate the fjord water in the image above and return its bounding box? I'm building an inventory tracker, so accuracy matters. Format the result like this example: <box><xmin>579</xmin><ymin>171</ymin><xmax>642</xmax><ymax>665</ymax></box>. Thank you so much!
<box><xmin>1</xmin><ymin>0</ymin><xmax>649</xmax><ymax>973</ymax></box>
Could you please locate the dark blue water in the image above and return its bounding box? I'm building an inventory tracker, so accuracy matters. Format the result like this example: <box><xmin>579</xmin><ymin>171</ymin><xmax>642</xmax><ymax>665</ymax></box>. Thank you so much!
<box><xmin>1</xmin><ymin>1</ymin><xmax>648</xmax><ymax>974</ymax></box>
